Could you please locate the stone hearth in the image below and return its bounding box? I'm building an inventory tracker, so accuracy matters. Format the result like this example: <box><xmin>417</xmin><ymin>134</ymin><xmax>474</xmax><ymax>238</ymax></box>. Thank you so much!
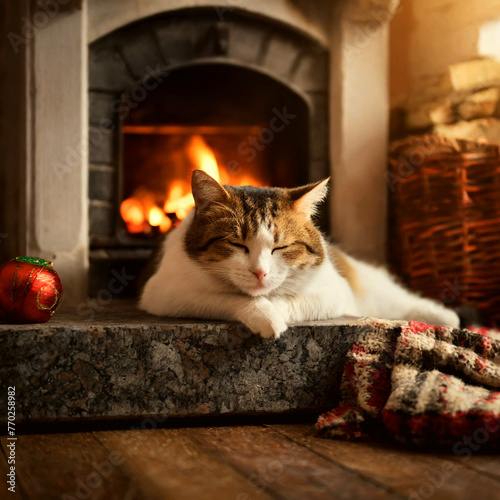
<box><xmin>0</xmin><ymin>303</ymin><xmax>398</xmax><ymax>425</ymax></box>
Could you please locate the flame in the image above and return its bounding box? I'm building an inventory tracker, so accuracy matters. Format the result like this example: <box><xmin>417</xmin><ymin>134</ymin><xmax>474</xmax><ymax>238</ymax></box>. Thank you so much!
<box><xmin>159</xmin><ymin>217</ymin><xmax>173</xmax><ymax>232</ymax></box>
<box><xmin>187</xmin><ymin>136</ymin><xmax>220</xmax><ymax>182</ymax></box>
<box><xmin>163</xmin><ymin>181</ymin><xmax>194</xmax><ymax>220</ymax></box>
<box><xmin>148</xmin><ymin>207</ymin><xmax>165</xmax><ymax>227</ymax></box>
<box><xmin>163</xmin><ymin>136</ymin><xmax>222</xmax><ymax>221</ymax></box>
<box><xmin>121</xmin><ymin>134</ymin><xmax>263</xmax><ymax>235</ymax></box>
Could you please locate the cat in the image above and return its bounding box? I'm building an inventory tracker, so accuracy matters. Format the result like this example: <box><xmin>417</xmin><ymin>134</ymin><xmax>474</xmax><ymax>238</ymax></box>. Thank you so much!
<box><xmin>139</xmin><ymin>170</ymin><xmax>460</xmax><ymax>338</ymax></box>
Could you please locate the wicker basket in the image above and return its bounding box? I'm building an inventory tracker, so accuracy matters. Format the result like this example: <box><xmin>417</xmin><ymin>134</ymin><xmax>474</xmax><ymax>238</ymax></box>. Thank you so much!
<box><xmin>388</xmin><ymin>135</ymin><xmax>500</xmax><ymax>327</ymax></box>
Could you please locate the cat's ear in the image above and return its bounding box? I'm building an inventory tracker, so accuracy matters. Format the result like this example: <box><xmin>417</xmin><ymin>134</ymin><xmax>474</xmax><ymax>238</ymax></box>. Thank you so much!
<box><xmin>191</xmin><ymin>170</ymin><xmax>230</xmax><ymax>211</ymax></box>
<box><xmin>289</xmin><ymin>178</ymin><xmax>330</xmax><ymax>217</ymax></box>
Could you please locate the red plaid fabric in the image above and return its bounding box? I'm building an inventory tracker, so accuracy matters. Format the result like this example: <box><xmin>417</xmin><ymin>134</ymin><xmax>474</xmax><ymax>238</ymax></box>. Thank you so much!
<box><xmin>317</xmin><ymin>321</ymin><xmax>500</xmax><ymax>447</ymax></box>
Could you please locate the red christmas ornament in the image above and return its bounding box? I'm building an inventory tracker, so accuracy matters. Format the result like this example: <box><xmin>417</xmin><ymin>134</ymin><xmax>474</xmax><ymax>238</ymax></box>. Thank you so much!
<box><xmin>0</xmin><ymin>257</ymin><xmax>63</xmax><ymax>324</ymax></box>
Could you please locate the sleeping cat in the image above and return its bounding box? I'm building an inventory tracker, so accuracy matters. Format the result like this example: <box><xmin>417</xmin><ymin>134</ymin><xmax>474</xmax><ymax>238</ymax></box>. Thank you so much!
<box><xmin>140</xmin><ymin>170</ymin><xmax>460</xmax><ymax>337</ymax></box>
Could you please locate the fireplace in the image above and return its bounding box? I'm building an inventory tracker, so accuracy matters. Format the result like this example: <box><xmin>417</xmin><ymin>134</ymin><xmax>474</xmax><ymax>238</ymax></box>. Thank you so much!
<box><xmin>88</xmin><ymin>8</ymin><xmax>328</xmax><ymax>296</ymax></box>
<box><xmin>119</xmin><ymin>63</ymin><xmax>311</xmax><ymax>237</ymax></box>
<box><xmin>0</xmin><ymin>0</ymin><xmax>398</xmax><ymax>304</ymax></box>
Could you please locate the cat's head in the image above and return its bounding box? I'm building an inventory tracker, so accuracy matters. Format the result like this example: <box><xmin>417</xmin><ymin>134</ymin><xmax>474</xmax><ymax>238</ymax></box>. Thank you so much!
<box><xmin>184</xmin><ymin>170</ymin><xmax>329</xmax><ymax>296</ymax></box>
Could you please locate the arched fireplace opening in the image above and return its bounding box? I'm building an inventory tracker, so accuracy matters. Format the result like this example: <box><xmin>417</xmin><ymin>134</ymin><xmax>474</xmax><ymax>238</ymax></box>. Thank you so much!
<box><xmin>88</xmin><ymin>8</ymin><xmax>329</xmax><ymax>297</ymax></box>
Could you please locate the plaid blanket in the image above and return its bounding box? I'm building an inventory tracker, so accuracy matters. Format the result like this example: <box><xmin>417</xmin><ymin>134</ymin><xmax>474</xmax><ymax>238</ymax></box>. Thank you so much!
<box><xmin>317</xmin><ymin>321</ymin><xmax>500</xmax><ymax>448</ymax></box>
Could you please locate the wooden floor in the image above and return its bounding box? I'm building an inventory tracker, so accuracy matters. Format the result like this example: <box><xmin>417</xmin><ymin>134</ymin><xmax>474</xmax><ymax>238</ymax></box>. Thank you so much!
<box><xmin>2</xmin><ymin>423</ymin><xmax>500</xmax><ymax>499</ymax></box>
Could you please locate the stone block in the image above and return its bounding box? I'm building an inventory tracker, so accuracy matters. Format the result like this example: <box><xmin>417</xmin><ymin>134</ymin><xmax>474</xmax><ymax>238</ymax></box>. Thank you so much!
<box><xmin>227</xmin><ymin>21</ymin><xmax>264</xmax><ymax>64</ymax></box>
<box><xmin>117</xmin><ymin>28</ymin><xmax>167</xmax><ymax>80</ymax></box>
<box><xmin>434</xmin><ymin>117</ymin><xmax>500</xmax><ymax>143</ymax></box>
<box><xmin>89</xmin><ymin>201</ymin><xmax>115</xmax><ymax>236</ymax></box>
<box><xmin>89</xmin><ymin>166</ymin><xmax>116</xmax><ymax>202</ymax></box>
<box><xmin>89</xmin><ymin>46</ymin><xmax>136</xmax><ymax>91</ymax></box>
<box><xmin>89</xmin><ymin>91</ymin><xmax>118</xmax><ymax>127</ymax></box>
<box><xmin>457</xmin><ymin>87</ymin><xmax>500</xmax><ymax>120</ymax></box>
<box><xmin>261</xmin><ymin>35</ymin><xmax>300</xmax><ymax>80</ymax></box>
<box><xmin>88</xmin><ymin>126</ymin><xmax>116</xmax><ymax>165</ymax></box>
<box><xmin>153</xmin><ymin>18</ymin><xmax>206</xmax><ymax>64</ymax></box>
<box><xmin>0</xmin><ymin>302</ymin><xmax>399</xmax><ymax>424</ymax></box>
<box><xmin>445</xmin><ymin>58</ymin><xmax>500</xmax><ymax>93</ymax></box>
<box><xmin>292</xmin><ymin>51</ymin><xmax>328</xmax><ymax>93</ymax></box>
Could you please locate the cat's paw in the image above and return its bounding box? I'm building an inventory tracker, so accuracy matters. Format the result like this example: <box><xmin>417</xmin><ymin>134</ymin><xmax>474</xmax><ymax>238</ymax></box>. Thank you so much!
<box><xmin>406</xmin><ymin>304</ymin><xmax>460</xmax><ymax>329</ymax></box>
<box><xmin>239</xmin><ymin>299</ymin><xmax>288</xmax><ymax>339</ymax></box>
<box><xmin>256</xmin><ymin>314</ymin><xmax>288</xmax><ymax>339</ymax></box>
<box><xmin>434</xmin><ymin>308</ymin><xmax>460</xmax><ymax>329</ymax></box>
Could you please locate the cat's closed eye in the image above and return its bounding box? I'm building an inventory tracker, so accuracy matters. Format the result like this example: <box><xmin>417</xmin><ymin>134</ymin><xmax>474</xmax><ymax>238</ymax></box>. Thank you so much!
<box><xmin>272</xmin><ymin>245</ymin><xmax>290</xmax><ymax>254</ymax></box>
<box><xmin>228</xmin><ymin>241</ymin><xmax>249</xmax><ymax>253</ymax></box>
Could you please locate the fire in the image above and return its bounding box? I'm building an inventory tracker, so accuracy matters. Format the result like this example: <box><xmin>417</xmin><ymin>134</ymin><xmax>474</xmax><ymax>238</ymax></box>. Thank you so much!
<box><xmin>121</xmin><ymin>188</ymin><xmax>174</xmax><ymax>234</ymax></box>
<box><xmin>120</xmin><ymin>135</ymin><xmax>262</xmax><ymax>235</ymax></box>
<box><xmin>187</xmin><ymin>135</ymin><xmax>221</xmax><ymax>182</ymax></box>
<box><xmin>148</xmin><ymin>207</ymin><xmax>166</xmax><ymax>227</ymax></box>
<box><xmin>163</xmin><ymin>181</ymin><xmax>194</xmax><ymax>220</ymax></box>
<box><xmin>120</xmin><ymin>198</ymin><xmax>143</xmax><ymax>226</ymax></box>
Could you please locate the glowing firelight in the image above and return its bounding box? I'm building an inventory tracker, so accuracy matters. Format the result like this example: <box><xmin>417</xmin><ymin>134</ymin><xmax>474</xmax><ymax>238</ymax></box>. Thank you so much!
<box><xmin>120</xmin><ymin>198</ymin><xmax>144</xmax><ymax>225</ymax></box>
<box><xmin>187</xmin><ymin>135</ymin><xmax>221</xmax><ymax>182</ymax></box>
<box><xmin>163</xmin><ymin>181</ymin><xmax>194</xmax><ymax>220</ymax></box>
<box><xmin>147</xmin><ymin>207</ymin><xmax>164</xmax><ymax>227</ymax></box>
<box><xmin>120</xmin><ymin>135</ymin><xmax>262</xmax><ymax>235</ymax></box>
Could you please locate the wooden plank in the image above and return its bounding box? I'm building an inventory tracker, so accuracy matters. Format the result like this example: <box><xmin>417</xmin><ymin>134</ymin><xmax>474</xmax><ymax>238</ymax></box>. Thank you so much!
<box><xmin>95</xmin><ymin>427</ymin><xmax>273</xmax><ymax>500</ymax></box>
<box><xmin>185</xmin><ymin>424</ymin><xmax>398</xmax><ymax>500</ymax></box>
<box><xmin>270</xmin><ymin>424</ymin><xmax>500</xmax><ymax>500</ymax></box>
<box><xmin>0</xmin><ymin>433</ymin><xmax>147</xmax><ymax>500</ymax></box>
<box><xmin>449</xmin><ymin>454</ymin><xmax>500</xmax><ymax>481</ymax></box>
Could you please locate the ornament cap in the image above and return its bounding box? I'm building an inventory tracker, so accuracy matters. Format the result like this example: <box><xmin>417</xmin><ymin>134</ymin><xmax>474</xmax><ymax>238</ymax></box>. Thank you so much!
<box><xmin>15</xmin><ymin>256</ymin><xmax>54</xmax><ymax>268</ymax></box>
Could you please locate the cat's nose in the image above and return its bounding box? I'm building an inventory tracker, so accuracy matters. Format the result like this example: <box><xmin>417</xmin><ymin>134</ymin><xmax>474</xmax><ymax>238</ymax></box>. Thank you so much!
<box><xmin>252</xmin><ymin>269</ymin><xmax>267</xmax><ymax>281</ymax></box>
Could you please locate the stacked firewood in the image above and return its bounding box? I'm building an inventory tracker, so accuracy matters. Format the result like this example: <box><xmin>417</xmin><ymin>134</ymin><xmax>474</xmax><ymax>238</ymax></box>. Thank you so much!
<box><xmin>404</xmin><ymin>57</ymin><xmax>500</xmax><ymax>144</ymax></box>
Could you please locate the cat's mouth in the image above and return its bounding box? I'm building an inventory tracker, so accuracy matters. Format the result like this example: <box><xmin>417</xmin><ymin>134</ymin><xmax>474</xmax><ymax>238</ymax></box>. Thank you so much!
<box><xmin>249</xmin><ymin>282</ymin><xmax>266</xmax><ymax>292</ymax></box>
<box><xmin>244</xmin><ymin>281</ymin><xmax>277</xmax><ymax>296</ymax></box>
<box><xmin>221</xmin><ymin>275</ymin><xmax>269</xmax><ymax>296</ymax></box>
